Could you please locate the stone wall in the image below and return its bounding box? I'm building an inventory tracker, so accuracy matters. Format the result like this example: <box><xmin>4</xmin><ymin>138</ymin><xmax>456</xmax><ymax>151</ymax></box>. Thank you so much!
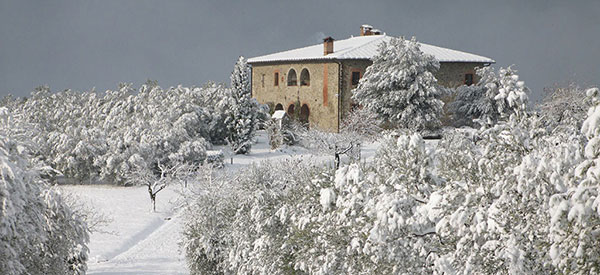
<box><xmin>339</xmin><ymin>59</ymin><xmax>372</xmax><ymax>122</ymax></box>
<box><xmin>437</xmin><ymin>62</ymin><xmax>486</xmax><ymax>88</ymax></box>
<box><xmin>251</xmin><ymin>61</ymin><xmax>340</xmax><ymax>132</ymax></box>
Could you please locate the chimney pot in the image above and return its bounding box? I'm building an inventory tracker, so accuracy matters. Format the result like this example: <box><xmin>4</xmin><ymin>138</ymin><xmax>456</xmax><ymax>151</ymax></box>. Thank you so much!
<box><xmin>360</xmin><ymin>24</ymin><xmax>373</xmax><ymax>36</ymax></box>
<box><xmin>323</xmin><ymin>36</ymin><xmax>334</xmax><ymax>55</ymax></box>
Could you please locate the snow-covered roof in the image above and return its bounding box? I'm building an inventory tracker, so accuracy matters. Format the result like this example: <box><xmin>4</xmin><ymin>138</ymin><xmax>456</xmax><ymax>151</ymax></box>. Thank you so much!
<box><xmin>248</xmin><ymin>35</ymin><xmax>495</xmax><ymax>64</ymax></box>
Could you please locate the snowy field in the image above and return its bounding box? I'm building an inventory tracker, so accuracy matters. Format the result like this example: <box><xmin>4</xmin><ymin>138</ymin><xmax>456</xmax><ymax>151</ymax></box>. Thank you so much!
<box><xmin>61</xmin><ymin>131</ymin><xmax>380</xmax><ymax>274</ymax></box>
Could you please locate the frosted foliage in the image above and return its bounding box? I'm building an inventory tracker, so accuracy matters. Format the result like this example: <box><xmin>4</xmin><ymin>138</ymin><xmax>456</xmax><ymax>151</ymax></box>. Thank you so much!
<box><xmin>548</xmin><ymin>87</ymin><xmax>600</xmax><ymax>274</ymax></box>
<box><xmin>493</xmin><ymin>67</ymin><xmax>529</xmax><ymax>119</ymax></box>
<box><xmin>451</xmin><ymin>66</ymin><xmax>530</xmax><ymax>127</ymax></box>
<box><xmin>184</xmin><ymin>133</ymin><xmax>445</xmax><ymax>274</ymax></box>
<box><xmin>226</xmin><ymin>56</ymin><xmax>261</xmax><ymax>154</ymax></box>
<box><xmin>295</xmin><ymin>123</ymin><xmax>365</xmax><ymax>169</ymax></box>
<box><xmin>0</xmin><ymin>134</ymin><xmax>89</xmax><ymax>274</ymax></box>
<box><xmin>434</xmin><ymin>127</ymin><xmax>582</xmax><ymax>274</ymax></box>
<box><xmin>537</xmin><ymin>84</ymin><xmax>591</xmax><ymax>133</ymax></box>
<box><xmin>448</xmin><ymin>84</ymin><xmax>488</xmax><ymax>127</ymax></box>
<box><xmin>340</xmin><ymin>107</ymin><xmax>382</xmax><ymax>141</ymax></box>
<box><xmin>0</xmin><ymin>83</ymin><xmax>236</xmax><ymax>184</ymax></box>
<box><xmin>183</xmin><ymin>111</ymin><xmax>598</xmax><ymax>274</ymax></box>
<box><xmin>352</xmin><ymin>37</ymin><xmax>443</xmax><ymax>130</ymax></box>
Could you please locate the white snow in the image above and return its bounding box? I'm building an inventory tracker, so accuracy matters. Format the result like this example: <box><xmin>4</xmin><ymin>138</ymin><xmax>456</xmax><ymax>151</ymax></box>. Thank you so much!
<box><xmin>319</xmin><ymin>187</ymin><xmax>336</xmax><ymax>211</ymax></box>
<box><xmin>60</xmin><ymin>130</ymin><xmax>381</xmax><ymax>274</ymax></box>
<box><xmin>62</xmin><ymin>185</ymin><xmax>187</xmax><ymax>275</ymax></box>
<box><xmin>247</xmin><ymin>35</ymin><xmax>495</xmax><ymax>64</ymax></box>
<box><xmin>272</xmin><ymin>110</ymin><xmax>287</xmax><ymax>119</ymax></box>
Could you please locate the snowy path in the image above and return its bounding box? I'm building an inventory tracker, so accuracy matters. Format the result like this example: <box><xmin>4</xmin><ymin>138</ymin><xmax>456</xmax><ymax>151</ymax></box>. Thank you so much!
<box><xmin>87</xmin><ymin>208</ymin><xmax>187</xmax><ymax>274</ymax></box>
<box><xmin>62</xmin><ymin>132</ymin><xmax>381</xmax><ymax>274</ymax></box>
<box><xmin>62</xmin><ymin>185</ymin><xmax>188</xmax><ymax>275</ymax></box>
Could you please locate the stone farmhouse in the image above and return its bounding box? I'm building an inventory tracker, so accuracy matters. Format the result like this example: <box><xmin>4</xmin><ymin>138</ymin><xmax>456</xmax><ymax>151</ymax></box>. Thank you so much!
<box><xmin>247</xmin><ymin>25</ymin><xmax>495</xmax><ymax>132</ymax></box>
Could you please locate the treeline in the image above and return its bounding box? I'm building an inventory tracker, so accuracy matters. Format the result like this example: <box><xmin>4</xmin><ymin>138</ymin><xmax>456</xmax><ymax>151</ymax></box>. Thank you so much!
<box><xmin>2</xmin><ymin>82</ymin><xmax>229</xmax><ymax>184</ymax></box>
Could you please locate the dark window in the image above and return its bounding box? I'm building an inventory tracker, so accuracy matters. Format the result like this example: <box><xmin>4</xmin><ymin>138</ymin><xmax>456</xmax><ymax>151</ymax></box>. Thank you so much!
<box><xmin>351</xmin><ymin>71</ymin><xmax>361</xmax><ymax>86</ymax></box>
<box><xmin>300</xmin><ymin>104</ymin><xmax>310</xmax><ymax>127</ymax></box>
<box><xmin>274</xmin><ymin>72</ymin><xmax>279</xmax><ymax>86</ymax></box>
<box><xmin>300</xmin><ymin>68</ymin><xmax>310</xmax><ymax>86</ymax></box>
<box><xmin>287</xmin><ymin>69</ymin><xmax>297</xmax><ymax>86</ymax></box>
<box><xmin>261</xmin><ymin>74</ymin><xmax>265</xmax><ymax>88</ymax></box>
<box><xmin>275</xmin><ymin>103</ymin><xmax>284</xmax><ymax>111</ymax></box>
<box><xmin>465</xmin><ymin>73</ymin><xmax>474</xmax><ymax>86</ymax></box>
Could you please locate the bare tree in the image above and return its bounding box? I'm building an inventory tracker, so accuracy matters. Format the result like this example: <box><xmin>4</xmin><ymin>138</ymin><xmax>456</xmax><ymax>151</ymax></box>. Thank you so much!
<box><xmin>295</xmin><ymin>109</ymin><xmax>381</xmax><ymax>169</ymax></box>
<box><xmin>340</xmin><ymin>107</ymin><xmax>382</xmax><ymax>142</ymax></box>
<box><xmin>537</xmin><ymin>82</ymin><xmax>591</xmax><ymax>131</ymax></box>
<box><xmin>128</xmin><ymin>161</ymin><xmax>174</xmax><ymax>212</ymax></box>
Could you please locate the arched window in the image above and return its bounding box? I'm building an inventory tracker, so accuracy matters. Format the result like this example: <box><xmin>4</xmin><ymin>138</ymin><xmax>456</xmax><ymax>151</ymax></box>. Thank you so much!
<box><xmin>287</xmin><ymin>69</ymin><xmax>297</xmax><ymax>86</ymax></box>
<box><xmin>300</xmin><ymin>68</ymin><xmax>310</xmax><ymax>86</ymax></box>
<box><xmin>287</xmin><ymin>104</ymin><xmax>295</xmax><ymax>117</ymax></box>
<box><xmin>300</xmin><ymin>104</ymin><xmax>310</xmax><ymax>127</ymax></box>
<box><xmin>275</xmin><ymin>103</ymin><xmax>284</xmax><ymax>111</ymax></box>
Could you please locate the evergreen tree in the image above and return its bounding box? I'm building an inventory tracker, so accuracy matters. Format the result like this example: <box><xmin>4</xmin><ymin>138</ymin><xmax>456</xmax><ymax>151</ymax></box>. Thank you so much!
<box><xmin>452</xmin><ymin>66</ymin><xmax>530</xmax><ymax>127</ymax></box>
<box><xmin>226</xmin><ymin>56</ymin><xmax>259</xmax><ymax>154</ymax></box>
<box><xmin>352</xmin><ymin>36</ymin><xmax>443</xmax><ymax>131</ymax></box>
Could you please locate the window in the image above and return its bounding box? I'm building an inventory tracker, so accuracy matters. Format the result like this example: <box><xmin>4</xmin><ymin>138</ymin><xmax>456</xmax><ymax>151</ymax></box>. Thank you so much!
<box><xmin>275</xmin><ymin>103</ymin><xmax>284</xmax><ymax>111</ymax></box>
<box><xmin>299</xmin><ymin>104</ymin><xmax>310</xmax><ymax>127</ymax></box>
<box><xmin>300</xmin><ymin>68</ymin><xmax>310</xmax><ymax>86</ymax></box>
<box><xmin>351</xmin><ymin>71</ymin><xmax>361</xmax><ymax>86</ymax></box>
<box><xmin>274</xmin><ymin>72</ymin><xmax>279</xmax><ymax>86</ymax></box>
<box><xmin>465</xmin><ymin>73</ymin><xmax>474</xmax><ymax>86</ymax></box>
<box><xmin>287</xmin><ymin>69</ymin><xmax>297</xmax><ymax>86</ymax></box>
<box><xmin>261</xmin><ymin>74</ymin><xmax>265</xmax><ymax>88</ymax></box>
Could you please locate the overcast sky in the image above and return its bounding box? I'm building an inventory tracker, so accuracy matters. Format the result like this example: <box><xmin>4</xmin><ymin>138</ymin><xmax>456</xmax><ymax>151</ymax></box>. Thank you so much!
<box><xmin>1</xmin><ymin>0</ymin><xmax>598</xmax><ymax>103</ymax></box>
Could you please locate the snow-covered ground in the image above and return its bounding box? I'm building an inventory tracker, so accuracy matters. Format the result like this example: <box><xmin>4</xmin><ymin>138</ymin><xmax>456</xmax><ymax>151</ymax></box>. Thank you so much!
<box><xmin>61</xmin><ymin>131</ymin><xmax>380</xmax><ymax>274</ymax></box>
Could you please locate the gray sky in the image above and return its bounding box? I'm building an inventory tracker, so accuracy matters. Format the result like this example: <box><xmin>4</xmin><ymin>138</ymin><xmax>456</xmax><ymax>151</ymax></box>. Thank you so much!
<box><xmin>1</xmin><ymin>0</ymin><xmax>599</xmax><ymax>103</ymax></box>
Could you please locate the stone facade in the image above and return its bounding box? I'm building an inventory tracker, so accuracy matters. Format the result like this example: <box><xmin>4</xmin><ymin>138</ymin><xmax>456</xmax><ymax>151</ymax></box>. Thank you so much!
<box><xmin>251</xmin><ymin>61</ymin><xmax>341</xmax><ymax>131</ymax></box>
<box><xmin>251</xmin><ymin>60</ymin><xmax>487</xmax><ymax>132</ymax></box>
<box><xmin>437</xmin><ymin>62</ymin><xmax>484</xmax><ymax>88</ymax></box>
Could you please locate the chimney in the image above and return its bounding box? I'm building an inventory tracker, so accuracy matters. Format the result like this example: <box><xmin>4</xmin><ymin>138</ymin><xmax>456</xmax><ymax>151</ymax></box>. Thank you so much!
<box><xmin>323</xmin><ymin>36</ymin><xmax>334</xmax><ymax>55</ymax></box>
<box><xmin>360</xmin><ymin>24</ymin><xmax>373</xmax><ymax>36</ymax></box>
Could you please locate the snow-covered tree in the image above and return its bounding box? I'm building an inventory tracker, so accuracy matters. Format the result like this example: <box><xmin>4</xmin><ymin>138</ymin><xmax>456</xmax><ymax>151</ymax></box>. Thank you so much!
<box><xmin>293</xmin><ymin>108</ymin><xmax>380</xmax><ymax>169</ymax></box>
<box><xmin>429</xmin><ymin>118</ymin><xmax>582</xmax><ymax>274</ymax></box>
<box><xmin>494</xmin><ymin>66</ymin><xmax>529</xmax><ymax>119</ymax></box>
<box><xmin>448</xmin><ymin>84</ymin><xmax>488</xmax><ymax>127</ymax></box>
<box><xmin>340</xmin><ymin>107</ymin><xmax>382</xmax><ymax>142</ymax></box>
<box><xmin>0</xmin><ymin>109</ymin><xmax>89</xmax><ymax>275</ymax></box>
<box><xmin>1</xmin><ymin>83</ymin><xmax>216</xmax><ymax>185</ymax></box>
<box><xmin>352</xmin><ymin>36</ymin><xmax>443</xmax><ymax>131</ymax></box>
<box><xmin>451</xmin><ymin>66</ymin><xmax>530</xmax><ymax>127</ymax></box>
<box><xmin>127</xmin><ymin>161</ymin><xmax>173</xmax><ymax>212</ymax></box>
<box><xmin>537</xmin><ymin>83</ymin><xmax>591</xmax><ymax>133</ymax></box>
<box><xmin>225</xmin><ymin>56</ymin><xmax>260</xmax><ymax>154</ymax></box>
<box><xmin>548</xmin><ymin>87</ymin><xmax>600</xmax><ymax>274</ymax></box>
<box><xmin>183</xmin><ymin>133</ymin><xmax>442</xmax><ymax>274</ymax></box>
<box><xmin>295</xmin><ymin>124</ymin><xmax>358</xmax><ymax>169</ymax></box>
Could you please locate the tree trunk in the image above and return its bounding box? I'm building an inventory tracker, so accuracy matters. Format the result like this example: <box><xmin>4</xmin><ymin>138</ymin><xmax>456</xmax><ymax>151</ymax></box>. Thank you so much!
<box><xmin>148</xmin><ymin>185</ymin><xmax>156</xmax><ymax>212</ymax></box>
<box><xmin>334</xmin><ymin>152</ymin><xmax>340</xmax><ymax>169</ymax></box>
